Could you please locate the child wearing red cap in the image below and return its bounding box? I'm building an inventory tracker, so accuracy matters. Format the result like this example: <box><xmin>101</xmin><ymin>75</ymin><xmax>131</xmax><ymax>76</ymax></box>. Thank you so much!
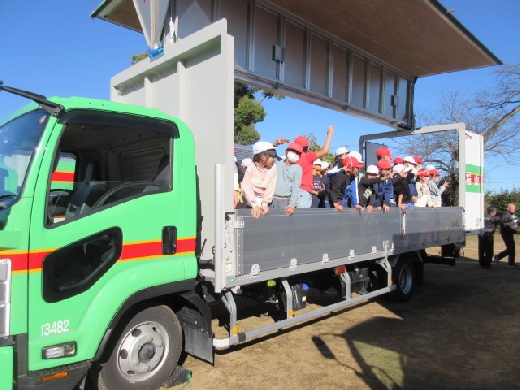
<box><xmin>291</xmin><ymin>126</ymin><xmax>334</xmax><ymax>208</ymax></box>
<box><xmin>427</xmin><ymin>168</ymin><xmax>449</xmax><ymax>207</ymax></box>
<box><xmin>329</xmin><ymin>156</ymin><xmax>363</xmax><ymax>211</ymax></box>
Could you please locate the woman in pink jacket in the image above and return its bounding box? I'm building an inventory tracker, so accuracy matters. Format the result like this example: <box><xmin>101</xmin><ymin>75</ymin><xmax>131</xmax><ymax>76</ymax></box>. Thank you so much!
<box><xmin>241</xmin><ymin>141</ymin><xmax>278</xmax><ymax>218</ymax></box>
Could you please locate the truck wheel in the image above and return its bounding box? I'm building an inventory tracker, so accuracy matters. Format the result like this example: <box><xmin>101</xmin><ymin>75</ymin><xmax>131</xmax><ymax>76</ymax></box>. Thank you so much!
<box><xmin>97</xmin><ymin>305</ymin><xmax>182</xmax><ymax>390</ymax></box>
<box><xmin>389</xmin><ymin>257</ymin><xmax>415</xmax><ymax>302</ymax></box>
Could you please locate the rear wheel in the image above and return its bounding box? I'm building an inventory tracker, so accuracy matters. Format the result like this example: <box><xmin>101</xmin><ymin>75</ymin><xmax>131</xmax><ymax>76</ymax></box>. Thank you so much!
<box><xmin>389</xmin><ymin>257</ymin><xmax>415</xmax><ymax>302</ymax></box>
<box><xmin>97</xmin><ymin>305</ymin><xmax>182</xmax><ymax>390</ymax></box>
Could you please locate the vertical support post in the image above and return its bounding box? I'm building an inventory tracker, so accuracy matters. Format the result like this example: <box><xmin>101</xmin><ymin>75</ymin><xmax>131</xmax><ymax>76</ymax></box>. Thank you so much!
<box><xmin>221</xmin><ymin>290</ymin><xmax>238</xmax><ymax>341</ymax></box>
<box><xmin>340</xmin><ymin>272</ymin><xmax>351</xmax><ymax>300</ymax></box>
<box><xmin>281</xmin><ymin>279</ymin><xmax>293</xmax><ymax>319</ymax></box>
<box><xmin>215</xmin><ymin>164</ymin><xmax>224</xmax><ymax>293</ymax></box>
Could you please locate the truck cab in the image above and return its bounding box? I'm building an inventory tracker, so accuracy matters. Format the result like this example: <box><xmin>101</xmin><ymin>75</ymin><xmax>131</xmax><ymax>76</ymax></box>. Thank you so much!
<box><xmin>0</xmin><ymin>97</ymin><xmax>204</xmax><ymax>389</ymax></box>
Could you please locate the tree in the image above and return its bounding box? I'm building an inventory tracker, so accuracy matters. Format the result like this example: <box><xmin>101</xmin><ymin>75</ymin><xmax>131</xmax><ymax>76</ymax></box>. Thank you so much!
<box><xmin>486</xmin><ymin>188</ymin><xmax>520</xmax><ymax>214</ymax></box>
<box><xmin>234</xmin><ymin>82</ymin><xmax>284</xmax><ymax>145</ymax></box>
<box><xmin>131</xmin><ymin>52</ymin><xmax>148</xmax><ymax>65</ymax></box>
<box><xmin>391</xmin><ymin>63</ymin><xmax>520</xmax><ymax>203</ymax></box>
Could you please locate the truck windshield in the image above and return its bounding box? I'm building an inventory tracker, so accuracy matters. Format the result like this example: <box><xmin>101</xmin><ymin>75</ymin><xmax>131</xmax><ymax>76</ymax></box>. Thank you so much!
<box><xmin>0</xmin><ymin>108</ymin><xmax>48</xmax><ymax>205</ymax></box>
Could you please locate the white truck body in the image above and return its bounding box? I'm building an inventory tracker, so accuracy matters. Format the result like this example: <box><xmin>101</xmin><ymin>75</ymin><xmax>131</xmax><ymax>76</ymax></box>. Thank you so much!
<box><xmin>110</xmin><ymin>20</ymin><xmax>482</xmax><ymax>349</ymax></box>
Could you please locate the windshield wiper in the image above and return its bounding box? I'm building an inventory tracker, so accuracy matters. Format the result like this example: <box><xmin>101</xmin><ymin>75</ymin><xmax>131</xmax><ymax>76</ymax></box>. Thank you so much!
<box><xmin>0</xmin><ymin>81</ymin><xmax>64</xmax><ymax>117</ymax></box>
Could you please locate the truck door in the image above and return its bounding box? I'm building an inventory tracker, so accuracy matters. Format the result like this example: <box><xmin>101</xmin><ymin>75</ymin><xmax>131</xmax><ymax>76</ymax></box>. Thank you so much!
<box><xmin>25</xmin><ymin>108</ymin><xmax>195</xmax><ymax>373</ymax></box>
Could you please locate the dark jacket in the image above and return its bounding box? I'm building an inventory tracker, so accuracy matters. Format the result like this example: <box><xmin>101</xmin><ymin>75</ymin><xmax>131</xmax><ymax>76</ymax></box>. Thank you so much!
<box><xmin>483</xmin><ymin>215</ymin><xmax>500</xmax><ymax>235</ymax></box>
<box><xmin>357</xmin><ymin>176</ymin><xmax>381</xmax><ymax>208</ymax></box>
<box><xmin>329</xmin><ymin>171</ymin><xmax>351</xmax><ymax>206</ymax></box>
<box><xmin>500</xmin><ymin>210</ymin><xmax>518</xmax><ymax>235</ymax></box>
<box><xmin>393</xmin><ymin>176</ymin><xmax>412</xmax><ymax>204</ymax></box>
<box><xmin>376</xmin><ymin>178</ymin><xmax>394</xmax><ymax>207</ymax></box>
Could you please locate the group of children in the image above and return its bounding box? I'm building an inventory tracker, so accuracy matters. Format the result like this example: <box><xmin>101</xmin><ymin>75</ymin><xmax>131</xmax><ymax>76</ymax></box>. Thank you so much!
<box><xmin>235</xmin><ymin>128</ymin><xmax>450</xmax><ymax>218</ymax></box>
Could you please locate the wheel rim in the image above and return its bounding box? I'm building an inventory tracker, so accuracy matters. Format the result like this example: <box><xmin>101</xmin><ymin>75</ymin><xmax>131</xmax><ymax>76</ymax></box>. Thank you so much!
<box><xmin>117</xmin><ymin>321</ymin><xmax>170</xmax><ymax>381</ymax></box>
<box><xmin>398</xmin><ymin>264</ymin><xmax>413</xmax><ymax>295</ymax></box>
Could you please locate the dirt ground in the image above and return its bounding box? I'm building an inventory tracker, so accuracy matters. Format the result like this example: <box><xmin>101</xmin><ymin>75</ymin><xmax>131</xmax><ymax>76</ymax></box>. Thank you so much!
<box><xmin>167</xmin><ymin>235</ymin><xmax>520</xmax><ymax>390</ymax></box>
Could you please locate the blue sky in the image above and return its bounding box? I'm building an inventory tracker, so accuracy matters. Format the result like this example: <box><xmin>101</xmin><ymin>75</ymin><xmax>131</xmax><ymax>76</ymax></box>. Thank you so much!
<box><xmin>1</xmin><ymin>1</ymin><xmax>519</xmax><ymax>192</ymax></box>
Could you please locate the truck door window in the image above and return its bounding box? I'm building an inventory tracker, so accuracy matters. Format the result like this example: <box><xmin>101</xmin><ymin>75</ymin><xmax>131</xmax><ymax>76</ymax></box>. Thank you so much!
<box><xmin>45</xmin><ymin>110</ymin><xmax>177</xmax><ymax>226</ymax></box>
<box><xmin>42</xmin><ymin>227</ymin><xmax>123</xmax><ymax>303</ymax></box>
<box><xmin>47</xmin><ymin>152</ymin><xmax>76</xmax><ymax>224</ymax></box>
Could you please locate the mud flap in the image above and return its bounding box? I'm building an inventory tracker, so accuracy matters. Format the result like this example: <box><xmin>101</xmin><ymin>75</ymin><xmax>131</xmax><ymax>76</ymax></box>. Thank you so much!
<box><xmin>178</xmin><ymin>291</ymin><xmax>214</xmax><ymax>363</ymax></box>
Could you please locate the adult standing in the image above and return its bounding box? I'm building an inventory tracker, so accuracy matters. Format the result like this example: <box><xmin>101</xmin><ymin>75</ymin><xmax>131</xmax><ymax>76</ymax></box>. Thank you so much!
<box><xmin>479</xmin><ymin>207</ymin><xmax>500</xmax><ymax>268</ymax></box>
<box><xmin>495</xmin><ymin>203</ymin><xmax>519</xmax><ymax>268</ymax></box>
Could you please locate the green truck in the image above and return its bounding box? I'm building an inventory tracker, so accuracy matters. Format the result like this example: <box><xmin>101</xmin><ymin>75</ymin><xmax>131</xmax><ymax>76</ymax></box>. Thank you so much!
<box><xmin>0</xmin><ymin>80</ymin><xmax>481</xmax><ymax>390</ymax></box>
<box><xmin>0</xmin><ymin>1</ymin><xmax>494</xmax><ymax>388</ymax></box>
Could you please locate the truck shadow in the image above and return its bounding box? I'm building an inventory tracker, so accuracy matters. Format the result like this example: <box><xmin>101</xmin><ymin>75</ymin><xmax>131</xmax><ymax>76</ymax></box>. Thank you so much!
<box><xmin>309</xmin><ymin>262</ymin><xmax>520</xmax><ymax>389</ymax></box>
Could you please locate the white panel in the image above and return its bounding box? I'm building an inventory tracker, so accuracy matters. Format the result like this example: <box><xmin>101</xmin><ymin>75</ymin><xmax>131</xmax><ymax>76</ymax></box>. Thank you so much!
<box><xmin>383</xmin><ymin>70</ymin><xmax>396</xmax><ymax>119</ymax></box>
<box><xmin>332</xmin><ymin>44</ymin><xmax>348</xmax><ymax>102</ymax></box>
<box><xmin>284</xmin><ymin>21</ymin><xmax>305</xmax><ymax>88</ymax></box>
<box><xmin>368</xmin><ymin>64</ymin><xmax>382</xmax><ymax>114</ymax></box>
<box><xmin>253</xmin><ymin>6</ymin><xmax>278</xmax><ymax>80</ymax></box>
<box><xmin>309</xmin><ymin>34</ymin><xmax>328</xmax><ymax>96</ymax></box>
<box><xmin>177</xmin><ymin>0</ymin><xmax>213</xmax><ymax>39</ymax></box>
<box><xmin>111</xmin><ymin>20</ymin><xmax>234</xmax><ymax>263</ymax></box>
<box><xmin>220</xmin><ymin>0</ymin><xmax>248</xmax><ymax>69</ymax></box>
<box><xmin>462</xmin><ymin>130</ymin><xmax>484</xmax><ymax>234</ymax></box>
<box><xmin>351</xmin><ymin>54</ymin><xmax>366</xmax><ymax>109</ymax></box>
<box><xmin>397</xmin><ymin>77</ymin><xmax>409</xmax><ymax>122</ymax></box>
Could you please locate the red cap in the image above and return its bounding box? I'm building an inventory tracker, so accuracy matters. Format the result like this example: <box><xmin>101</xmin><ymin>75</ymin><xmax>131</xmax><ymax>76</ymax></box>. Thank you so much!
<box><xmin>376</xmin><ymin>147</ymin><xmax>392</xmax><ymax>157</ymax></box>
<box><xmin>417</xmin><ymin>169</ymin><xmax>429</xmax><ymax>177</ymax></box>
<box><xmin>377</xmin><ymin>160</ymin><xmax>392</xmax><ymax>170</ymax></box>
<box><xmin>429</xmin><ymin>169</ymin><xmax>441</xmax><ymax>176</ymax></box>
<box><xmin>286</xmin><ymin>142</ymin><xmax>303</xmax><ymax>154</ymax></box>
<box><xmin>393</xmin><ymin>157</ymin><xmax>404</xmax><ymax>165</ymax></box>
<box><xmin>294</xmin><ymin>136</ymin><xmax>309</xmax><ymax>148</ymax></box>
<box><xmin>414</xmin><ymin>156</ymin><xmax>424</xmax><ymax>164</ymax></box>
<box><xmin>342</xmin><ymin>156</ymin><xmax>364</xmax><ymax>168</ymax></box>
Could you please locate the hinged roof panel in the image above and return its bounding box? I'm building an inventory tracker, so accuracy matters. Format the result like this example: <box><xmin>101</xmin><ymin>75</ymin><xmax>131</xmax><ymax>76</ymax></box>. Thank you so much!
<box><xmin>92</xmin><ymin>0</ymin><xmax>501</xmax><ymax>78</ymax></box>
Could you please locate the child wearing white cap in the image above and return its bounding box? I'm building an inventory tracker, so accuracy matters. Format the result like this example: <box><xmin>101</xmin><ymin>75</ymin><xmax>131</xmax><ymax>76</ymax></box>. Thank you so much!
<box><xmin>356</xmin><ymin>164</ymin><xmax>381</xmax><ymax>211</ymax></box>
<box><xmin>241</xmin><ymin>141</ymin><xmax>278</xmax><ymax>218</ymax></box>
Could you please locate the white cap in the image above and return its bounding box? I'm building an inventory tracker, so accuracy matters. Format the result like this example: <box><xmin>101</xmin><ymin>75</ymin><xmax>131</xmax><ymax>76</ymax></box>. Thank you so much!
<box><xmin>253</xmin><ymin>141</ymin><xmax>275</xmax><ymax>155</ymax></box>
<box><xmin>393</xmin><ymin>163</ymin><xmax>405</xmax><ymax>174</ymax></box>
<box><xmin>335</xmin><ymin>146</ymin><xmax>348</xmax><ymax>156</ymax></box>
<box><xmin>425</xmin><ymin>164</ymin><xmax>435</xmax><ymax>171</ymax></box>
<box><xmin>234</xmin><ymin>156</ymin><xmax>237</xmax><ymax>163</ymax></box>
<box><xmin>242</xmin><ymin>158</ymin><xmax>252</xmax><ymax>166</ymax></box>
<box><xmin>348</xmin><ymin>151</ymin><xmax>364</xmax><ymax>164</ymax></box>
<box><xmin>366</xmin><ymin>164</ymin><xmax>379</xmax><ymax>174</ymax></box>
<box><xmin>313</xmin><ymin>158</ymin><xmax>322</xmax><ymax>165</ymax></box>
<box><xmin>404</xmin><ymin>156</ymin><xmax>416</xmax><ymax>164</ymax></box>
<box><xmin>320</xmin><ymin>161</ymin><xmax>330</xmax><ymax>170</ymax></box>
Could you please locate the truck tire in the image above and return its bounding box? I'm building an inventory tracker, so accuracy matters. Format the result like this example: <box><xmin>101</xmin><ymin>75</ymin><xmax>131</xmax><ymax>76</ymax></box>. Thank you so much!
<box><xmin>389</xmin><ymin>257</ymin><xmax>415</xmax><ymax>302</ymax></box>
<box><xmin>97</xmin><ymin>305</ymin><xmax>182</xmax><ymax>390</ymax></box>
